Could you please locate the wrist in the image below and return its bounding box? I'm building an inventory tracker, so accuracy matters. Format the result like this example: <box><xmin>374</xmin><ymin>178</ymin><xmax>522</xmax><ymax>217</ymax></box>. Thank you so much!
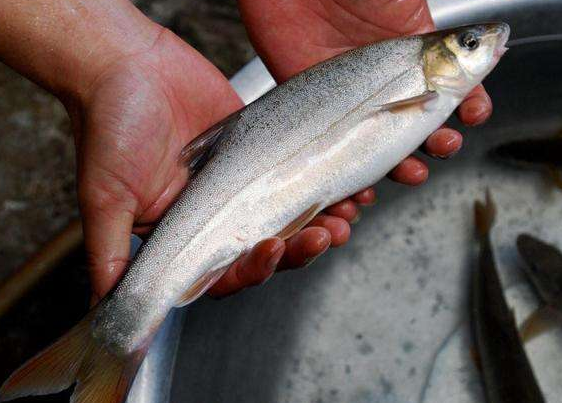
<box><xmin>0</xmin><ymin>0</ymin><xmax>163</xmax><ymax>106</ymax></box>
<box><xmin>57</xmin><ymin>2</ymin><xmax>164</xmax><ymax>104</ymax></box>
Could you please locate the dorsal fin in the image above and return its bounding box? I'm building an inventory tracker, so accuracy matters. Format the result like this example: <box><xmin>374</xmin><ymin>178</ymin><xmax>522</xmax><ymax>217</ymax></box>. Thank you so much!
<box><xmin>178</xmin><ymin>111</ymin><xmax>241</xmax><ymax>175</ymax></box>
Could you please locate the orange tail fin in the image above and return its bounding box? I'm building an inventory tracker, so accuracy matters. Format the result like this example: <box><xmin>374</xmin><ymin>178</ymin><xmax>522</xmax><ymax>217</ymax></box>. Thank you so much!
<box><xmin>0</xmin><ymin>312</ymin><xmax>147</xmax><ymax>403</ymax></box>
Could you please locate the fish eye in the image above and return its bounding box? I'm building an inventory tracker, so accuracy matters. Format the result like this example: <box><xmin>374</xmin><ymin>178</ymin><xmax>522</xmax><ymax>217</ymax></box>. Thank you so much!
<box><xmin>459</xmin><ymin>32</ymin><xmax>479</xmax><ymax>51</ymax></box>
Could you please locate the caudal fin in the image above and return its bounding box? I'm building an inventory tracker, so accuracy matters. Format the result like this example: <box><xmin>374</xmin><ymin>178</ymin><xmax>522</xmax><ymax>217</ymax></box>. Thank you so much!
<box><xmin>474</xmin><ymin>189</ymin><xmax>496</xmax><ymax>237</ymax></box>
<box><xmin>0</xmin><ymin>312</ymin><xmax>146</xmax><ymax>403</ymax></box>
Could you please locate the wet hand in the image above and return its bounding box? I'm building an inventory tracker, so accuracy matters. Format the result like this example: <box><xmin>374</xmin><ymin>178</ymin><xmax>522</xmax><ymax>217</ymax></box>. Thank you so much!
<box><xmin>71</xmin><ymin>29</ymin><xmax>243</xmax><ymax>303</ymax></box>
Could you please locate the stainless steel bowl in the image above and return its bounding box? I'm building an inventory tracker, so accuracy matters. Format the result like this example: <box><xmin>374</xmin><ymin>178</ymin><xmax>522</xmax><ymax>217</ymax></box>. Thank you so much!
<box><xmin>129</xmin><ymin>1</ymin><xmax>562</xmax><ymax>402</ymax></box>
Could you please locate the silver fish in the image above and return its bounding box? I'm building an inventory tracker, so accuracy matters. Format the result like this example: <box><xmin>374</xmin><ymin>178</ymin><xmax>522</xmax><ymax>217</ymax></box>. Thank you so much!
<box><xmin>0</xmin><ymin>23</ymin><xmax>510</xmax><ymax>403</ymax></box>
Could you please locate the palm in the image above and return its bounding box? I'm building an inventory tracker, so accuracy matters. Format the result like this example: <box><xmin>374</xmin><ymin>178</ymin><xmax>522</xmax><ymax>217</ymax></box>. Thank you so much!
<box><xmin>239</xmin><ymin>0</ymin><xmax>434</xmax><ymax>82</ymax></box>
<box><xmin>74</xmin><ymin>31</ymin><xmax>242</xmax><ymax>296</ymax></box>
<box><xmin>82</xmin><ymin>70</ymin><xmax>189</xmax><ymax>230</ymax></box>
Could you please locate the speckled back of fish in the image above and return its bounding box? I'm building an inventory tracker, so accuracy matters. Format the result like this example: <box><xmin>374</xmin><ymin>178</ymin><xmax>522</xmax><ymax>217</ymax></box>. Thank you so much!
<box><xmin>0</xmin><ymin>23</ymin><xmax>510</xmax><ymax>403</ymax></box>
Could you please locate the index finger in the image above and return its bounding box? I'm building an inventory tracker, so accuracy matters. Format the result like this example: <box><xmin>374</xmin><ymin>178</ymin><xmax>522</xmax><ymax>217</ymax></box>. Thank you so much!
<box><xmin>457</xmin><ymin>84</ymin><xmax>493</xmax><ymax>127</ymax></box>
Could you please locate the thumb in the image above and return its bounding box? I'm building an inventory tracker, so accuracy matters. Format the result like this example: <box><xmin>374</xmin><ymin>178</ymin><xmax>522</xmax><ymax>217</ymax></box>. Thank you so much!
<box><xmin>80</xmin><ymin>189</ymin><xmax>136</xmax><ymax>306</ymax></box>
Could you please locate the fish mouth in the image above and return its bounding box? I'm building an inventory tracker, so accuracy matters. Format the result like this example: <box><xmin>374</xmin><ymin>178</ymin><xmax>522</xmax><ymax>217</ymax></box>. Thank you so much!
<box><xmin>490</xmin><ymin>22</ymin><xmax>511</xmax><ymax>59</ymax></box>
<box><xmin>494</xmin><ymin>45</ymin><xmax>509</xmax><ymax>59</ymax></box>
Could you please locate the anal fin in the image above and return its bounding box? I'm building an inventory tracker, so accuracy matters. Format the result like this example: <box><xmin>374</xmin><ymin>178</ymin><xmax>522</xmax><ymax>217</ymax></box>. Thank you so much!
<box><xmin>277</xmin><ymin>203</ymin><xmax>322</xmax><ymax>240</ymax></box>
<box><xmin>176</xmin><ymin>267</ymin><xmax>229</xmax><ymax>307</ymax></box>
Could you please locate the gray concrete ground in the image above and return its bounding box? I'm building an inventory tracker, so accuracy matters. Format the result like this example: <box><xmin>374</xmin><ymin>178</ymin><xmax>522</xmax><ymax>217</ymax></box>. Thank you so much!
<box><xmin>0</xmin><ymin>64</ymin><xmax>77</xmax><ymax>279</ymax></box>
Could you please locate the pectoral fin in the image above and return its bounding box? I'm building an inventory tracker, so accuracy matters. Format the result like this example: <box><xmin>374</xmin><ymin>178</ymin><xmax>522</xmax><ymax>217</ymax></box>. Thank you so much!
<box><xmin>379</xmin><ymin>91</ymin><xmax>438</xmax><ymax>114</ymax></box>
<box><xmin>277</xmin><ymin>203</ymin><xmax>322</xmax><ymax>240</ymax></box>
<box><xmin>175</xmin><ymin>266</ymin><xmax>229</xmax><ymax>308</ymax></box>
<box><xmin>520</xmin><ymin>305</ymin><xmax>562</xmax><ymax>342</ymax></box>
<box><xmin>178</xmin><ymin>111</ymin><xmax>241</xmax><ymax>176</ymax></box>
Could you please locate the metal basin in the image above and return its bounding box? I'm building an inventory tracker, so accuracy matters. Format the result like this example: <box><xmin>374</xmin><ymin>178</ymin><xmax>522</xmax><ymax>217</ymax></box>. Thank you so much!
<box><xmin>130</xmin><ymin>1</ymin><xmax>562</xmax><ymax>402</ymax></box>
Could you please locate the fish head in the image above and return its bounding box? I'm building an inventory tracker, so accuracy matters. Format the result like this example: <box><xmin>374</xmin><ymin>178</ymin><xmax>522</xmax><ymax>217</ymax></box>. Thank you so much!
<box><xmin>423</xmin><ymin>23</ymin><xmax>510</xmax><ymax>97</ymax></box>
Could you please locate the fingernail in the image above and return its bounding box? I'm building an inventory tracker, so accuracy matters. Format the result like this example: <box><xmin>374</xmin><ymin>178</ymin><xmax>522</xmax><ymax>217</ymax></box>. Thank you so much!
<box><xmin>464</xmin><ymin>102</ymin><xmax>490</xmax><ymax>126</ymax></box>
<box><xmin>427</xmin><ymin>129</ymin><xmax>462</xmax><ymax>159</ymax></box>
<box><xmin>267</xmin><ymin>246</ymin><xmax>285</xmax><ymax>271</ymax></box>
<box><xmin>409</xmin><ymin>167</ymin><xmax>428</xmax><ymax>185</ymax></box>
<box><xmin>350</xmin><ymin>210</ymin><xmax>362</xmax><ymax>224</ymax></box>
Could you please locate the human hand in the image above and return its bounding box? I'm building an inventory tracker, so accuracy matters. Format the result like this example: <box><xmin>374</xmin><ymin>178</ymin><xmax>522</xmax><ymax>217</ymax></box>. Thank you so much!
<box><xmin>68</xmin><ymin>27</ymin><xmax>245</xmax><ymax>302</ymax></box>
<box><xmin>207</xmin><ymin>0</ymin><xmax>494</xmax><ymax>297</ymax></box>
